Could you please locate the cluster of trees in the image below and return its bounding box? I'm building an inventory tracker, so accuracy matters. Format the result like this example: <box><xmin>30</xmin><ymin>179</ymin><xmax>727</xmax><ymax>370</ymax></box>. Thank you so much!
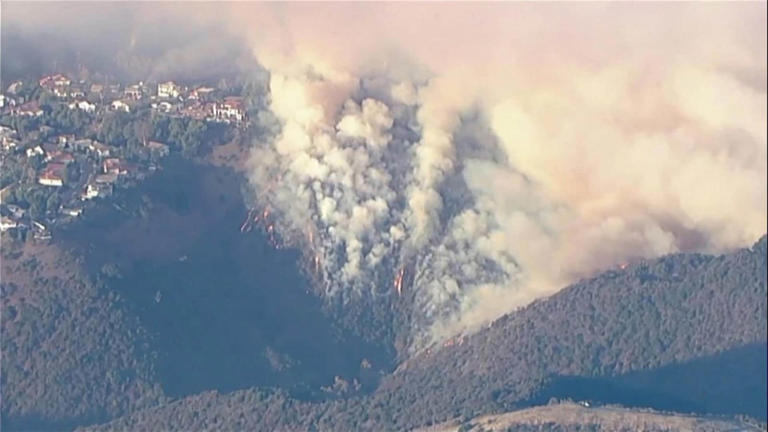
<box><xmin>76</xmin><ymin>237</ymin><xmax>766</xmax><ymax>431</ymax></box>
<box><xmin>3</xmin><ymin>183</ymin><xmax>63</xmax><ymax>218</ymax></box>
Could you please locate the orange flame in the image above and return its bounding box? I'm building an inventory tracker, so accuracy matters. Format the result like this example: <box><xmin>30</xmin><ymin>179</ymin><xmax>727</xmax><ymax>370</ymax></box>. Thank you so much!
<box><xmin>393</xmin><ymin>267</ymin><xmax>406</xmax><ymax>296</ymax></box>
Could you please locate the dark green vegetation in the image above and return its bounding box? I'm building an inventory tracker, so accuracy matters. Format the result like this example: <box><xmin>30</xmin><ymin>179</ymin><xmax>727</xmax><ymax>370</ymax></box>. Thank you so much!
<box><xmin>0</xmin><ymin>245</ymin><xmax>164</xmax><ymax>430</ymax></box>
<box><xmin>1</xmin><ymin>158</ymin><xmax>393</xmax><ymax>430</ymax></box>
<box><xmin>57</xmin><ymin>158</ymin><xmax>392</xmax><ymax>400</ymax></box>
<box><xmin>76</xmin><ymin>236</ymin><xmax>767</xmax><ymax>431</ymax></box>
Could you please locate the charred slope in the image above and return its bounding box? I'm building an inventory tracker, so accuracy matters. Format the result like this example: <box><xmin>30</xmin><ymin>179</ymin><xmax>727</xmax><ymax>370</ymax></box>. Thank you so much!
<box><xmin>81</xmin><ymin>236</ymin><xmax>767</xmax><ymax>431</ymax></box>
<box><xmin>56</xmin><ymin>157</ymin><xmax>393</xmax><ymax>399</ymax></box>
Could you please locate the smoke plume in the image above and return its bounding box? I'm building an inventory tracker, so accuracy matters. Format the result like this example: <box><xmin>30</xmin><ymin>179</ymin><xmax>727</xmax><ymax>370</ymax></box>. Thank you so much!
<box><xmin>235</xmin><ymin>2</ymin><xmax>766</xmax><ymax>350</ymax></box>
<box><xmin>4</xmin><ymin>2</ymin><xmax>765</xmax><ymax>351</ymax></box>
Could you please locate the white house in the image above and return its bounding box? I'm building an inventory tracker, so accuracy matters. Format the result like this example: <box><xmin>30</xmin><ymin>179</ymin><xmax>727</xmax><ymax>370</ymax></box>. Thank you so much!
<box><xmin>157</xmin><ymin>81</ymin><xmax>181</xmax><ymax>99</ymax></box>
<box><xmin>39</xmin><ymin>173</ymin><xmax>64</xmax><ymax>187</ymax></box>
<box><xmin>1</xmin><ymin>216</ymin><xmax>18</xmax><ymax>232</ymax></box>
<box><xmin>213</xmin><ymin>97</ymin><xmax>246</xmax><ymax>123</ymax></box>
<box><xmin>60</xmin><ymin>206</ymin><xmax>83</xmax><ymax>217</ymax></box>
<box><xmin>111</xmin><ymin>100</ymin><xmax>131</xmax><ymax>112</ymax></box>
<box><xmin>124</xmin><ymin>84</ymin><xmax>143</xmax><ymax>100</ymax></box>
<box><xmin>26</xmin><ymin>145</ymin><xmax>44</xmax><ymax>158</ymax></box>
<box><xmin>83</xmin><ymin>182</ymin><xmax>113</xmax><ymax>200</ymax></box>
<box><xmin>70</xmin><ymin>100</ymin><xmax>96</xmax><ymax>113</ymax></box>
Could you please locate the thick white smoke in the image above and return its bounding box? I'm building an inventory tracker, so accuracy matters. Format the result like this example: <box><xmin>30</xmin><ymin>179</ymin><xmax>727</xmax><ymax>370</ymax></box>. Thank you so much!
<box><xmin>236</xmin><ymin>3</ymin><xmax>767</xmax><ymax>351</ymax></box>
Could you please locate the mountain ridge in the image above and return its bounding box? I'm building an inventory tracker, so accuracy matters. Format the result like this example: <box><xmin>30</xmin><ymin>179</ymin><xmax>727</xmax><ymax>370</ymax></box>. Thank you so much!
<box><xmin>78</xmin><ymin>235</ymin><xmax>767</xmax><ymax>431</ymax></box>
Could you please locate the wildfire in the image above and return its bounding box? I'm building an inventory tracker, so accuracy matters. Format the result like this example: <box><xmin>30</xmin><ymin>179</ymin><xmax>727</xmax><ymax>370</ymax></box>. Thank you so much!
<box><xmin>393</xmin><ymin>267</ymin><xmax>406</xmax><ymax>296</ymax></box>
<box><xmin>240</xmin><ymin>208</ymin><xmax>257</xmax><ymax>233</ymax></box>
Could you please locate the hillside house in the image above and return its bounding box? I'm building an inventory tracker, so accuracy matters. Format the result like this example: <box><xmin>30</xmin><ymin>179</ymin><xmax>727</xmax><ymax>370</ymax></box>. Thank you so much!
<box><xmin>151</xmin><ymin>100</ymin><xmax>176</xmax><ymax>114</ymax></box>
<box><xmin>82</xmin><ymin>182</ymin><xmax>113</xmax><ymax>200</ymax></box>
<box><xmin>70</xmin><ymin>100</ymin><xmax>96</xmax><ymax>113</ymax></box>
<box><xmin>38</xmin><ymin>163</ymin><xmax>67</xmax><ymax>187</ymax></box>
<box><xmin>111</xmin><ymin>100</ymin><xmax>131</xmax><ymax>112</ymax></box>
<box><xmin>87</xmin><ymin>140</ymin><xmax>112</xmax><ymax>158</ymax></box>
<box><xmin>213</xmin><ymin>97</ymin><xmax>246</xmax><ymax>123</ymax></box>
<box><xmin>60</xmin><ymin>206</ymin><xmax>83</xmax><ymax>217</ymax></box>
<box><xmin>6</xmin><ymin>81</ymin><xmax>23</xmax><ymax>95</ymax></box>
<box><xmin>145</xmin><ymin>141</ymin><xmax>170</xmax><ymax>158</ymax></box>
<box><xmin>124</xmin><ymin>84</ymin><xmax>143</xmax><ymax>100</ymax></box>
<box><xmin>0</xmin><ymin>94</ymin><xmax>15</xmax><ymax>109</ymax></box>
<box><xmin>26</xmin><ymin>145</ymin><xmax>44</xmax><ymax>158</ymax></box>
<box><xmin>158</xmin><ymin>81</ymin><xmax>182</xmax><ymax>99</ymax></box>
<box><xmin>39</xmin><ymin>74</ymin><xmax>71</xmax><ymax>89</ymax></box>
<box><xmin>188</xmin><ymin>86</ymin><xmax>216</xmax><ymax>101</ymax></box>
<box><xmin>1</xmin><ymin>216</ymin><xmax>18</xmax><ymax>232</ymax></box>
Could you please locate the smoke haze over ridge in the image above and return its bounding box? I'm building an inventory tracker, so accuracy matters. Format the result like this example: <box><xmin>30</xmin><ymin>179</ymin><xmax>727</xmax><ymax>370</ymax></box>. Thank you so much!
<box><xmin>4</xmin><ymin>2</ymin><xmax>766</xmax><ymax>350</ymax></box>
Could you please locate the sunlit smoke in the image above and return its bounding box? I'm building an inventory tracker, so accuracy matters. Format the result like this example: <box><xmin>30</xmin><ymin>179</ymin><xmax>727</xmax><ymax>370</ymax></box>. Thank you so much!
<box><xmin>237</xmin><ymin>2</ymin><xmax>766</xmax><ymax>352</ymax></box>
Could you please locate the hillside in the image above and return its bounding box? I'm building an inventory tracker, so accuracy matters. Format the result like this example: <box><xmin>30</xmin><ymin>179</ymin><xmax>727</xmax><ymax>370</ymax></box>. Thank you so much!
<box><xmin>0</xmin><ymin>242</ymin><xmax>165</xmax><ymax>430</ymax></box>
<box><xmin>414</xmin><ymin>402</ymin><xmax>767</xmax><ymax>432</ymax></box>
<box><xmin>80</xmin><ymin>236</ymin><xmax>767</xmax><ymax>431</ymax></box>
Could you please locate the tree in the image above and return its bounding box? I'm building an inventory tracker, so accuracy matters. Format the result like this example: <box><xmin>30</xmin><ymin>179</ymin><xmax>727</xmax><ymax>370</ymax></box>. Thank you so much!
<box><xmin>46</xmin><ymin>193</ymin><xmax>61</xmax><ymax>215</ymax></box>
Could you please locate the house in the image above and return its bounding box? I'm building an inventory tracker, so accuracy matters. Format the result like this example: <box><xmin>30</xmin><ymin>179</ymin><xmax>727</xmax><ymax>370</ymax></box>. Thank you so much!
<box><xmin>103</xmin><ymin>158</ymin><xmax>139</xmax><ymax>176</ymax></box>
<box><xmin>151</xmin><ymin>100</ymin><xmax>176</xmax><ymax>113</ymax></box>
<box><xmin>38</xmin><ymin>163</ymin><xmax>67</xmax><ymax>187</ymax></box>
<box><xmin>57</xmin><ymin>134</ymin><xmax>77</xmax><ymax>147</ymax></box>
<box><xmin>213</xmin><ymin>96</ymin><xmax>246</xmax><ymax>123</ymax></box>
<box><xmin>1</xmin><ymin>216</ymin><xmax>18</xmax><ymax>232</ymax></box>
<box><xmin>69</xmin><ymin>86</ymin><xmax>85</xmax><ymax>98</ymax></box>
<box><xmin>87</xmin><ymin>140</ymin><xmax>112</xmax><ymax>158</ymax></box>
<box><xmin>181</xmin><ymin>101</ymin><xmax>212</xmax><ymax>120</ymax></box>
<box><xmin>31</xmin><ymin>220</ymin><xmax>51</xmax><ymax>240</ymax></box>
<box><xmin>6</xmin><ymin>81</ymin><xmax>23</xmax><ymax>95</ymax></box>
<box><xmin>111</xmin><ymin>100</ymin><xmax>131</xmax><ymax>112</ymax></box>
<box><xmin>26</xmin><ymin>145</ymin><xmax>44</xmax><ymax>158</ymax></box>
<box><xmin>17</xmin><ymin>101</ymin><xmax>43</xmax><ymax>117</ymax></box>
<box><xmin>39</xmin><ymin>74</ymin><xmax>70</xmax><ymax>89</ymax></box>
<box><xmin>157</xmin><ymin>81</ymin><xmax>182</xmax><ymax>99</ymax></box>
<box><xmin>70</xmin><ymin>100</ymin><xmax>96</xmax><ymax>113</ymax></box>
<box><xmin>83</xmin><ymin>181</ymin><xmax>113</xmax><ymax>200</ymax></box>
<box><xmin>103</xmin><ymin>158</ymin><xmax>125</xmax><ymax>175</ymax></box>
<box><xmin>188</xmin><ymin>86</ymin><xmax>216</xmax><ymax>101</ymax></box>
<box><xmin>124</xmin><ymin>84</ymin><xmax>143</xmax><ymax>100</ymax></box>
<box><xmin>0</xmin><ymin>94</ymin><xmax>14</xmax><ymax>109</ymax></box>
<box><xmin>90</xmin><ymin>83</ymin><xmax>105</xmax><ymax>95</ymax></box>
<box><xmin>60</xmin><ymin>206</ymin><xmax>83</xmax><ymax>217</ymax></box>
<box><xmin>54</xmin><ymin>86</ymin><xmax>69</xmax><ymax>98</ymax></box>
<box><xmin>145</xmin><ymin>141</ymin><xmax>170</xmax><ymax>158</ymax></box>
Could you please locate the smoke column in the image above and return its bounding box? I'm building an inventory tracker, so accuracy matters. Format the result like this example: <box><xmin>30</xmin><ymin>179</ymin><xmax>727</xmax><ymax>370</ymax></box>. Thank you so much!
<box><xmin>233</xmin><ymin>3</ymin><xmax>768</xmax><ymax>351</ymax></box>
<box><xmin>6</xmin><ymin>3</ymin><xmax>763</xmax><ymax>352</ymax></box>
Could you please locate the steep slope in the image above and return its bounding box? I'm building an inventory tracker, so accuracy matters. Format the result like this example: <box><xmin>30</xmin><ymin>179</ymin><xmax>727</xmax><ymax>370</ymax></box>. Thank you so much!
<box><xmin>80</xmin><ymin>236</ymin><xmax>767</xmax><ymax>431</ymax></box>
<box><xmin>0</xmin><ymin>242</ymin><xmax>165</xmax><ymax>430</ymax></box>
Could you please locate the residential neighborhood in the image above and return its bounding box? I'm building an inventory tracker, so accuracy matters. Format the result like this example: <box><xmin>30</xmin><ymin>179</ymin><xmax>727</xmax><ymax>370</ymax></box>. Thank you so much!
<box><xmin>0</xmin><ymin>73</ymin><xmax>250</xmax><ymax>242</ymax></box>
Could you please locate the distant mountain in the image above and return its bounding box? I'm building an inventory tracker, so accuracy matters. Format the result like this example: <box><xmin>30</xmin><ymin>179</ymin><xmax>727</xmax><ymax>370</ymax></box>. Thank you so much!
<box><xmin>79</xmin><ymin>236</ymin><xmax>767</xmax><ymax>431</ymax></box>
